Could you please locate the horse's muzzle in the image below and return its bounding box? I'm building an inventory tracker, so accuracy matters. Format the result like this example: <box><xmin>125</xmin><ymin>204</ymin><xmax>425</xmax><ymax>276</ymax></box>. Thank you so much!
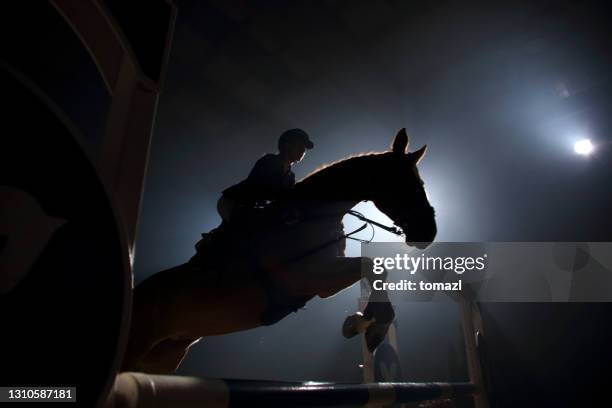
<box><xmin>404</xmin><ymin>217</ymin><xmax>437</xmax><ymax>249</ymax></box>
<box><xmin>406</xmin><ymin>240</ymin><xmax>433</xmax><ymax>249</ymax></box>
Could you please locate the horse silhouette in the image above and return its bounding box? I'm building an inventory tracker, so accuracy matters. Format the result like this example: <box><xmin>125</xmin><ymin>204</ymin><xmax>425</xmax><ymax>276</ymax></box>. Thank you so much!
<box><xmin>122</xmin><ymin>129</ymin><xmax>437</xmax><ymax>374</ymax></box>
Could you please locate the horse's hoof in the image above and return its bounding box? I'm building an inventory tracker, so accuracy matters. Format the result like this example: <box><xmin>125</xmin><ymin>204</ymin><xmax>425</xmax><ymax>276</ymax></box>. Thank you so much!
<box><xmin>365</xmin><ymin>322</ymin><xmax>391</xmax><ymax>353</ymax></box>
<box><xmin>365</xmin><ymin>301</ymin><xmax>395</xmax><ymax>324</ymax></box>
<box><xmin>342</xmin><ymin>312</ymin><xmax>371</xmax><ymax>338</ymax></box>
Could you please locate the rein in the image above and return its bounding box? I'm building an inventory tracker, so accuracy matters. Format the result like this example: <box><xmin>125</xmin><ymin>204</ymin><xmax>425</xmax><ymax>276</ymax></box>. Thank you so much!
<box><xmin>346</xmin><ymin>210</ymin><xmax>404</xmax><ymax>242</ymax></box>
<box><xmin>282</xmin><ymin>209</ymin><xmax>404</xmax><ymax>266</ymax></box>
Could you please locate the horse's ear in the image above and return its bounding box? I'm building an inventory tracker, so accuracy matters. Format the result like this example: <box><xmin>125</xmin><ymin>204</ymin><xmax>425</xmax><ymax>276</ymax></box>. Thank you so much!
<box><xmin>409</xmin><ymin>145</ymin><xmax>427</xmax><ymax>164</ymax></box>
<box><xmin>392</xmin><ymin>128</ymin><xmax>409</xmax><ymax>154</ymax></box>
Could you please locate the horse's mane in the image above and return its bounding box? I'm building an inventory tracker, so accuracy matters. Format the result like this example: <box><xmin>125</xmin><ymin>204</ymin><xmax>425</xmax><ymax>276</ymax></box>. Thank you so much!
<box><xmin>297</xmin><ymin>151</ymin><xmax>387</xmax><ymax>184</ymax></box>
<box><xmin>285</xmin><ymin>151</ymin><xmax>391</xmax><ymax>204</ymax></box>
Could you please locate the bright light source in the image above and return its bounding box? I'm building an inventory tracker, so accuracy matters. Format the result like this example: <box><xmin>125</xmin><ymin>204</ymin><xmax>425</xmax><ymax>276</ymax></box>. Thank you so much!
<box><xmin>574</xmin><ymin>139</ymin><xmax>593</xmax><ymax>156</ymax></box>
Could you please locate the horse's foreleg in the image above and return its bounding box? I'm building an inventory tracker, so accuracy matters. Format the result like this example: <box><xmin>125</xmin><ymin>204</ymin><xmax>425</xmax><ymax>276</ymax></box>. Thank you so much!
<box><xmin>278</xmin><ymin>256</ymin><xmax>388</xmax><ymax>301</ymax></box>
<box><xmin>278</xmin><ymin>256</ymin><xmax>368</xmax><ymax>299</ymax></box>
<box><xmin>327</xmin><ymin>257</ymin><xmax>394</xmax><ymax>352</ymax></box>
<box><xmin>307</xmin><ymin>256</ymin><xmax>393</xmax><ymax>323</ymax></box>
<box><xmin>278</xmin><ymin>256</ymin><xmax>394</xmax><ymax>352</ymax></box>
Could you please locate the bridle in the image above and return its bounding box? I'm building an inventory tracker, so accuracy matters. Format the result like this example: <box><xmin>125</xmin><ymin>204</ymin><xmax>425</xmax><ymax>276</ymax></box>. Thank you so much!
<box><xmin>345</xmin><ymin>203</ymin><xmax>435</xmax><ymax>243</ymax></box>
<box><xmin>344</xmin><ymin>210</ymin><xmax>402</xmax><ymax>243</ymax></box>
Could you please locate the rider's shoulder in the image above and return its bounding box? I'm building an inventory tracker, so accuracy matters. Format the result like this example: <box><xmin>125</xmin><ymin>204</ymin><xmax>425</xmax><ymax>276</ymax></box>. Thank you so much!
<box><xmin>259</xmin><ymin>153</ymin><xmax>280</xmax><ymax>161</ymax></box>
<box><xmin>254</xmin><ymin>153</ymin><xmax>282</xmax><ymax>167</ymax></box>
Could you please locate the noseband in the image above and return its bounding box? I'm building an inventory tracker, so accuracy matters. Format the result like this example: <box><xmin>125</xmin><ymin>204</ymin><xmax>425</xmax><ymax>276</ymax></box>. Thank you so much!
<box><xmin>347</xmin><ymin>210</ymin><xmax>403</xmax><ymax>237</ymax></box>
<box><xmin>346</xmin><ymin>203</ymin><xmax>435</xmax><ymax>243</ymax></box>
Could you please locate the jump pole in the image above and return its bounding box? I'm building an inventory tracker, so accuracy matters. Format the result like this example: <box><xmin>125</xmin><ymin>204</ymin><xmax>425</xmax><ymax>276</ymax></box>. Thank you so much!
<box><xmin>105</xmin><ymin>373</ymin><xmax>479</xmax><ymax>408</ymax></box>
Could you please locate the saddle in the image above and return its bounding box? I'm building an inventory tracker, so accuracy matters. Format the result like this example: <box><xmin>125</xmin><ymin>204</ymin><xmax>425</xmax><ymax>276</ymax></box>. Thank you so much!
<box><xmin>190</xmin><ymin>204</ymin><xmax>294</xmax><ymax>267</ymax></box>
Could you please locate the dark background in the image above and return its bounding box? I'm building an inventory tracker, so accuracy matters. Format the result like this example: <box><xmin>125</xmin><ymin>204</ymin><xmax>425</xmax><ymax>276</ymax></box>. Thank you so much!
<box><xmin>2</xmin><ymin>1</ymin><xmax>612</xmax><ymax>407</ymax></box>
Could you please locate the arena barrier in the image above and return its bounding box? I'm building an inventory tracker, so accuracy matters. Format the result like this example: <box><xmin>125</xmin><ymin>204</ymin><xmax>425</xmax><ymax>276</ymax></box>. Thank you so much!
<box><xmin>106</xmin><ymin>372</ymin><xmax>480</xmax><ymax>407</ymax></box>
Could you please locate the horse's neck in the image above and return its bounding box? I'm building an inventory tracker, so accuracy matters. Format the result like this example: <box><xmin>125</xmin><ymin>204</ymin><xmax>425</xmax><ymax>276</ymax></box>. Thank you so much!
<box><xmin>291</xmin><ymin>155</ymin><xmax>373</xmax><ymax>219</ymax></box>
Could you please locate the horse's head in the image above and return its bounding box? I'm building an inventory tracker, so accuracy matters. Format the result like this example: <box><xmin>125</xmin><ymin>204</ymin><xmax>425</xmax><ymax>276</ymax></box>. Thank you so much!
<box><xmin>372</xmin><ymin>129</ymin><xmax>437</xmax><ymax>249</ymax></box>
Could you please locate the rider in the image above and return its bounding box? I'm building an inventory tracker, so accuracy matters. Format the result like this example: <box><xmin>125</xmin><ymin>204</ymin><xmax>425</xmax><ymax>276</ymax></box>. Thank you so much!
<box><xmin>217</xmin><ymin>128</ymin><xmax>314</xmax><ymax>223</ymax></box>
